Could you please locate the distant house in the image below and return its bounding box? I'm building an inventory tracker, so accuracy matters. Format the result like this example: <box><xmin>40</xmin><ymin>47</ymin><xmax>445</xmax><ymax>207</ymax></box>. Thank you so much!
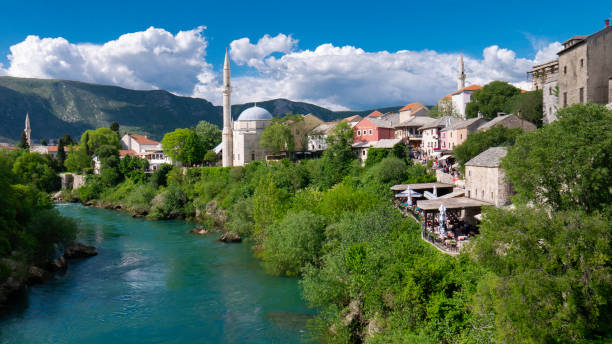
<box><xmin>440</xmin><ymin>117</ymin><xmax>488</xmax><ymax>151</ymax></box>
<box><xmin>419</xmin><ymin>116</ymin><xmax>461</xmax><ymax>157</ymax></box>
<box><xmin>307</xmin><ymin>121</ymin><xmax>338</xmax><ymax>152</ymax></box>
<box><xmin>354</xmin><ymin>113</ymin><xmax>396</xmax><ymax>143</ymax></box>
<box><xmin>477</xmin><ymin>113</ymin><xmax>537</xmax><ymax>132</ymax></box>
<box><xmin>352</xmin><ymin>138</ymin><xmax>402</xmax><ymax>162</ymax></box>
<box><xmin>120</xmin><ymin>134</ymin><xmax>171</xmax><ymax>170</ymax></box>
<box><xmin>30</xmin><ymin>145</ymin><xmax>69</xmax><ymax>159</ymax></box>
<box><xmin>450</xmin><ymin>85</ymin><xmax>483</xmax><ymax>119</ymax></box>
<box><xmin>287</xmin><ymin>113</ymin><xmax>324</xmax><ymax>152</ymax></box>
<box><xmin>464</xmin><ymin>147</ymin><xmax>511</xmax><ymax>206</ymax></box>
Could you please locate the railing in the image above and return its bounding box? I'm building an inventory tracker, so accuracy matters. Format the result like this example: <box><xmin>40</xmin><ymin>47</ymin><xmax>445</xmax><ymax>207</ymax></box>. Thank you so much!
<box><xmin>421</xmin><ymin>230</ymin><xmax>460</xmax><ymax>254</ymax></box>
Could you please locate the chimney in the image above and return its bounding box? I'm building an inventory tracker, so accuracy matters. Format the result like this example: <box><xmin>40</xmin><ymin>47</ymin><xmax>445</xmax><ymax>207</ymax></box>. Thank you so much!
<box><xmin>606</xmin><ymin>19</ymin><xmax>610</xmax><ymax>28</ymax></box>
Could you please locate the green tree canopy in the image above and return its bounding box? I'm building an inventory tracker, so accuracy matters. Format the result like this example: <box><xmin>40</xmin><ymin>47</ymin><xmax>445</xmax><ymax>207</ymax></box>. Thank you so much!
<box><xmin>502</xmin><ymin>103</ymin><xmax>612</xmax><ymax>213</ymax></box>
<box><xmin>19</xmin><ymin>132</ymin><xmax>29</xmax><ymax>149</ymax></box>
<box><xmin>11</xmin><ymin>151</ymin><xmax>61</xmax><ymax>192</ymax></box>
<box><xmin>203</xmin><ymin>150</ymin><xmax>218</xmax><ymax>164</ymax></box>
<box><xmin>320</xmin><ymin>122</ymin><xmax>356</xmax><ymax>188</ymax></box>
<box><xmin>161</xmin><ymin>128</ymin><xmax>204</xmax><ymax>165</ymax></box>
<box><xmin>194</xmin><ymin>120</ymin><xmax>222</xmax><ymax>152</ymax></box>
<box><xmin>466</xmin><ymin>81</ymin><xmax>521</xmax><ymax>119</ymax></box>
<box><xmin>259</xmin><ymin>122</ymin><xmax>294</xmax><ymax>154</ymax></box>
<box><xmin>453</xmin><ymin>126</ymin><xmax>523</xmax><ymax>169</ymax></box>
<box><xmin>503</xmin><ymin>89</ymin><xmax>543</xmax><ymax>127</ymax></box>
<box><xmin>80</xmin><ymin>128</ymin><xmax>121</xmax><ymax>153</ymax></box>
<box><xmin>64</xmin><ymin>146</ymin><xmax>92</xmax><ymax>174</ymax></box>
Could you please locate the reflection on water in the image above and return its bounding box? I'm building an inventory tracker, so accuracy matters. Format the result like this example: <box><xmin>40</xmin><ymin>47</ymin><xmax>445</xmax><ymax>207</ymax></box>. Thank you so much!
<box><xmin>0</xmin><ymin>204</ymin><xmax>315</xmax><ymax>344</ymax></box>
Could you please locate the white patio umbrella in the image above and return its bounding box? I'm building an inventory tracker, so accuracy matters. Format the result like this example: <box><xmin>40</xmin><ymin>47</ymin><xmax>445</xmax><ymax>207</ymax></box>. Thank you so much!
<box><xmin>438</xmin><ymin>204</ymin><xmax>447</xmax><ymax>235</ymax></box>
<box><xmin>433</xmin><ymin>185</ymin><xmax>438</xmax><ymax>197</ymax></box>
<box><xmin>407</xmin><ymin>187</ymin><xmax>413</xmax><ymax>206</ymax></box>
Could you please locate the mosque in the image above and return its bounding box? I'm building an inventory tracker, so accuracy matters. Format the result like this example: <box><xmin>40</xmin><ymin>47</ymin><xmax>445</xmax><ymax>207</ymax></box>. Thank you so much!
<box><xmin>219</xmin><ymin>49</ymin><xmax>274</xmax><ymax>167</ymax></box>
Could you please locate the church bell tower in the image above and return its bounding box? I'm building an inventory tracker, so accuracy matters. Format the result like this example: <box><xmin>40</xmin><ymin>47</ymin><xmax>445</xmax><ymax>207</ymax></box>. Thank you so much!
<box><xmin>222</xmin><ymin>49</ymin><xmax>233</xmax><ymax>167</ymax></box>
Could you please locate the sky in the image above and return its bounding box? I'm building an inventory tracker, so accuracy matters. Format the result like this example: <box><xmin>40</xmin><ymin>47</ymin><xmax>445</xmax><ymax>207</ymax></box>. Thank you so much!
<box><xmin>0</xmin><ymin>0</ymin><xmax>610</xmax><ymax>110</ymax></box>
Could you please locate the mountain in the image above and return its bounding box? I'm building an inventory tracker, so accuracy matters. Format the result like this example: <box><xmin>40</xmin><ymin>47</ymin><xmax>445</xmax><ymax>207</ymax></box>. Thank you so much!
<box><xmin>0</xmin><ymin>76</ymin><xmax>404</xmax><ymax>143</ymax></box>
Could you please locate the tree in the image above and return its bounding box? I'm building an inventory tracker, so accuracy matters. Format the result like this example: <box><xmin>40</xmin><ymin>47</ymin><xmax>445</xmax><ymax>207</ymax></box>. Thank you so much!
<box><xmin>161</xmin><ymin>128</ymin><xmax>204</xmax><ymax>165</ymax></box>
<box><xmin>11</xmin><ymin>152</ymin><xmax>61</xmax><ymax>192</ymax></box>
<box><xmin>260</xmin><ymin>122</ymin><xmax>294</xmax><ymax>154</ymax></box>
<box><xmin>503</xmin><ymin>90</ymin><xmax>543</xmax><ymax>127</ymax></box>
<box><xmin>19</xmin><ymin>132</ymin><xmax>29</xmax><ymax>149</ymax></box>
<box><xmin>110</xmin><ymin>121</ymin><xmax>120</xmax><ymax>135</ymax></box>
<box><xmin>56</xmin><ymin>140</ymin><xmax>66</xmax><ymax>171</ymax></box>
<box><xmin>430</xmin><ymin>98</ymin><xmax>461</xmax><ymax>118</ymax></box>
<box><xmin>40</xmin><ymin>138</ymin><xmax>47</xmax><ymax>146</ymax></box>
<box><xmin>83</xmin><ymin>132</ymin><xmax>91</xmax><ymax>156</ymax></box>
<box><xmin>465</xmin><ymin>81</ymin><xmax>521</xmax><ymax>119</ymax></box>
<box><xmin>64</xmin><ymin>146</ymin><xmax>93</xmax><ymax>174</ymax></box>
<box><xmin>203</xmin><ymin>150</ymin><xmax>218</xmax><ymax>165</ymax></box>
<box><xmin>502</xmin><ymin>103</ymin><xmax>612</xmax><ymax>213</ymax></box>
<box><xmin>60</xmin><ymin>134</ymin><xmax>75</xmax><ymax>146</ymax></box>
<box><xmin>471</xmin><ymin>206</ymin><xmax>612</xmax><ymax>343</ymax></box>
<box><xmin>364</xmin><ymin>148</ymin><xmax>389</xmax><ymax>168</ymax></box>
<box><xmin>320</xmin><ymin>122</ymin><xmax>356</xmax><ymax>188</ymax></box>
<box><xmin>453</xmin><ymin>126</ymin><xmax>523</xmax><ymax>169</ymax></box>
<box><xmin>194</xmin><ymin>120</ymin><xmax>222</xmax><ymax>152</ymax></box>
<box><xmin>80</xmin><ymin>128</ymin><xmax>121</xmax><ymax>153</ymax></box>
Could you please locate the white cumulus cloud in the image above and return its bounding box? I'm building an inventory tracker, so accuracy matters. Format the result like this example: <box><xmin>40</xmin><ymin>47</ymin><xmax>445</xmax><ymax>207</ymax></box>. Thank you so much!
<box><xmin>230</xmin><ymin>33</ymin><xmax>298</xmax><ymax>68</ymax></box>
<box><xmin>4</xmin><ymin>26</ymin><xmax>215</xmax><ymax>95</ymax></box>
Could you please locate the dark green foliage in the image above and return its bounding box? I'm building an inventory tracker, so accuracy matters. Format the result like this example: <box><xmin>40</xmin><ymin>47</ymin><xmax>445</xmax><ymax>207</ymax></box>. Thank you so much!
<box><xmin>391</xmin><ymin>142</ymin><xmax>409</xmax><ymax>162</ymax></box>
<box><xmin>453</xmin><ymin>126</ymin><xmax>523</xmax><ymax>169</ymax></box>
<box><xmin>118</xmin><ymin>155</ymin><xmax>149</xmax><ymax>182</ymax></box>
<box><xmin>320</xmin><ymin>122</ymin><xmax>356</xmax><ymax>188</ymax></box>
<box><xmin>64</xmin><ymin>147</ymin><xmax>92</xmax><ymax>174</ymax></box>
<box><xmin>150</xmin><ymin>164</ymin><xmax>173</xmax><ymax>188</ymax></box>
<box><xmin>364</xmin><ymin>148</ymin><xmax>389</xmax><ymax>168</ymax></box>
<box><xmin>363</xmin><ymin>157</ymin><xmax>408</xmax><ymax>185</ymax></box>
<box><xmin>40</xmin><ymin>138</ymin><xmax>47</xmax><ymax>146</ymax></box>
<box><xmin>110</xmin><ymin>121</ymin><xmax>120</xmax><ymax>134</ymax></box>
<box><xmin>203</xmin><ymin>150</ymin><xmax>217</xmax><ymax>165</ymax></box>
<box><xmin>81</xmin><ymin>128</ymin><xmax>120</xmax><ymax>154</ymax></box>
<box><xmin>503</xmin><ymin>89</ymin><xmax>543</xmax><ymax>127</ymax></box>
<box><xmin>150</xmin><ymin>184</ymin><xmax>188</xmax><ymax>219</ymax></box>
<box><xmin>25</xmin><ymin>209</ymin><xmax>77</xmax><ymax>263</ymax></box>
<box><xmin>56</xmin><ymin>140</ymin><xmax>66</xmax><ymax>170</ymax></box>
<box><xmin>466</xmin><ymin>81</ymin><xmax>521</xmax><ymax>119</ymax></box>
<box><xmin>19</xmin><ymin>132</ymin><xmax>28</xmax><ymax>149</ymax></box>
<box><xmin>502</xmin><ymin>103</ymin><xmax>612</xmax><ymax>213</ymax></box>
<box><xmin>471</xmin><ymin>206</ymin><xmax>612</xmax><ymax>343</ymax></box>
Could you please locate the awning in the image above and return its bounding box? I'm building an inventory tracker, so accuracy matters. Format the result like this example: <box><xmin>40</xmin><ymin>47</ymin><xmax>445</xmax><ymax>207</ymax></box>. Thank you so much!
<box><xmin>439</xmin><ymin>154</ymin><xmax>454</xmax><ymax>161</ymax></box>
<box><xmin>395</xmin><ymin>189</ymin><xmax>423</xmax><ymax>198</ymax></box>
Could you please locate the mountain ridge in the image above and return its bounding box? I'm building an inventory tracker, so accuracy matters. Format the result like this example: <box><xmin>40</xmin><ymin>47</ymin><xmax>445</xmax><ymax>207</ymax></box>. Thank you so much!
<box><xmin>0</xmin><ymin>76</ymin><xmax>405</xmax><ymax>143</ymax></box>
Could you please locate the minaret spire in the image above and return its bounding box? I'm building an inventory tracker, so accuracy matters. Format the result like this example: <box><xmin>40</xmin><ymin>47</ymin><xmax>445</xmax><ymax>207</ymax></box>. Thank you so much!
<box><xmin>24</xmin><ymin>113</ymin><xmax>31</xmax><ymax>148</ymax></box>
<box><xmin>457</xmin><ymin>52</ymin><xmax>466</xmax><ymax>90</ymax></box>
<box><xmin>222</xmin><ymin>48</ymin><xmax>233</xmax><ymax>167</ymax></box>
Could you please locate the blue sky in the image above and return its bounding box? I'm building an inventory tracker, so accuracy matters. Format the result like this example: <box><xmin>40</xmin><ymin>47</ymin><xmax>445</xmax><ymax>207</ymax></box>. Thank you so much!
<box><xmin>0</xmin><ymin>0</ymin><xmax>610</xmax><ymax>109</ymax></box>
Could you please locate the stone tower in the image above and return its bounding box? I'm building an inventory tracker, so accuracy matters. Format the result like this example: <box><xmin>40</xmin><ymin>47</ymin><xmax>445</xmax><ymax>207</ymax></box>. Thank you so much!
<box><xmin>24</xmin><ymin>113</ymin><xmax>31</xmax><ymax>147</ymax></box>
<box><xmin>457</xmin><ymin>52</ymin><xmax>466</xmax><ymax>90</ymax></box>
<box><xmin>222</xmin><ymin>49</ymin><xmax>233</xmax><ymax>167</ymax></box>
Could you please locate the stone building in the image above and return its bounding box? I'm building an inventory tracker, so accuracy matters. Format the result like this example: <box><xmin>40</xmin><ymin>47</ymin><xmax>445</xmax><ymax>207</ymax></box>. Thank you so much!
<box><xmin>529</xmin><ymin>60</ymin><xmax>559</xmax><ymax>123</ymax></box>
<box><xmin>440</xmin><ymin>117</ymin><xmax>488</xmax><ymax>151</ymax></box>
<box><xmin>232</xmin><ymin>106</ymin><xmax>273</xmax><ymax>166</ymax></box>
<box><xmin>464</xmin><ymin>147</ymin><xmax>511</xmax><ymax>207</ymax></box>
<box><xmin>419</xmin><ymin>116</ymin><xmax>461</xmax><ymax>156</ymax></box>
<box><xmin>120</xmin><ymin>134</ymin><xmax>171</xmax><ymax>170</ymax></box>
<box><xmin>288</xmin><ymin>113</ymin><xmax>323</xmax><ymax>152</ymax></box>
<box><xmin>477</xmin><ymin>113</ymin><xmax>537</xmax><ymax>132</ymax></box>
<box><xmin>307</xmin><ymin>121</ymin><xmax>338</xmax><ymax>152</ymax></box>
<box><xmin>556</xmin><ymin>20</ymin><xmax>612</xmax><ymax>109</ymax></box>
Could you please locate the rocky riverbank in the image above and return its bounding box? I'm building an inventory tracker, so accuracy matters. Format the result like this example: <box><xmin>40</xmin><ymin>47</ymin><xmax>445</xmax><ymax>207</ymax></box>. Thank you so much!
<box><xmin>0</xmin><ymin>241</ymin><xmax>97</xmax><ymax>309</ymax></box>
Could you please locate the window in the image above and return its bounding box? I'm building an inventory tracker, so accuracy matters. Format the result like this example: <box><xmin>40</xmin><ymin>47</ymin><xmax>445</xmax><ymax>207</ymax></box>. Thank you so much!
<box><xmin>362</xmin><ymin>150</ymin><xmax>366</xmax><ymax>156</ymax></box>
<box><xmin>460</xmin><ymin>134</ymin><xmax>463</xmax><ymax>140</ymax></box>
<box><xmin>579</xmin><ymin>87</ymin><xmax>584</xmax><ymax>103</ymax></box>
<box><xmin>468</xmin><ymin>170</ymin><xmax>471</xmax><ymax>176</ymax></box>
<box><xmin>580</xmin><ymin>59</ymin><xmax>584</xmax><ymax>68</ymax></box>
<box><xmin>481</xmin><ymin>190</ymin><xmax>484</xmax><ymax>198</ymax></box>
<box><xmin>549</xmin><ymin>87</ymin><xmax>552</xmax><ymax>95</ymax></box>
<box><xmin>357</xmin><ymin>130</ymin><xmax>361</xmax><ymax>136</ymax></box>
<box><xmin>450</xmin><ymin>132</ymin><xmax>453</xmax><ymax>138</ymax></box>
<box><xmin>564</xmin><ymin>66</ymin><xmax>567</xmax><ymax>74</ymax></box>
<box><xmin>369</xmin><ymin>129</ymin><xmax>373</xmax><ymax>135</ymax></box>
<box><xmin>251</xmin><ymin>153</ymin><xmax>255</xmax><ymax>161</ymax></box>
<box><xmin>563</xmin><ymin>92</ymin><xmax>567</xmax><ymax>107</ymax></box>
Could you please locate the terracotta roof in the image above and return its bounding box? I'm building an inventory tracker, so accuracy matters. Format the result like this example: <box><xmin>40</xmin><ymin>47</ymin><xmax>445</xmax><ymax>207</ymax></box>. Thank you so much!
<box><xmin>465</xmin><ymin>147</ymin><xmax>507</xmax><ymax>167</ymax></box>
<box><xmin>119</xmin><ymin>149</ymin><xmax>137</xmax><ymax>157</ymax></box>
<box><xmin>399</xmin><ymin>102</ymin><xmax>425</xmax><ymax>112</ymax></box>
<box><xmin>128</xmin><ymin>134</ymin><xmax>160</xmax><ymax>145</ymax></box>
<box><xmin>342</xmin><ymin>115</ymin><xmax>362</xmax><ymax>122</ymax></box>
<box><xmin>367</xmin><ymin>110</ymin><xmax>384</xmax><ymax>118</ymax></box>
<box><xmin>47</xmin><ymin>146</ymin><xmax>70</xmax><ymax>152</ymax></box>
<box><xmin>452</xmin><ymin>84</ymin><xmax>482</xmax><ymax>95</ymax></box>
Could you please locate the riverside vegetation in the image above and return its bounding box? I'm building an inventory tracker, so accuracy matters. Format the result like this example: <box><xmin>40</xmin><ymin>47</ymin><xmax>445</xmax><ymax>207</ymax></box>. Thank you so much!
<box><xmin>13</xmin><ymin>104</ymin><xmax>612</xmax><ymax>343</ymax></box>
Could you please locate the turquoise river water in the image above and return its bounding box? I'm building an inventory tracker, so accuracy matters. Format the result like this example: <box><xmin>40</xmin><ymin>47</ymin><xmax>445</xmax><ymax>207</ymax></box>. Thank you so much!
<box><xmin>0</xmin><ymin>203</ymin><xmax>315</xmax><ymax>343</ymax></box>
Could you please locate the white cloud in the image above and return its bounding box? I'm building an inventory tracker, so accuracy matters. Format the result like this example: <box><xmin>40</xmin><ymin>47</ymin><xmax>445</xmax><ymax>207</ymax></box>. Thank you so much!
<box><xmin>230</xmin><ymin>34</ymin><xmax>297</xmax><ymax>68</ymax></box>
<box><xmin>3</xmin><ymin>27</ymin><xmax>559</xmax><ymax>110</ymax></box>
<box><xmin>5</xmin><ymin>26</ymin><xmax>215</xmax><ymax>95</ymax></box>
<box><xmin>217</xmin><ymin>39</ymin><xmax>555</xmax><ymax>109</ymax></box>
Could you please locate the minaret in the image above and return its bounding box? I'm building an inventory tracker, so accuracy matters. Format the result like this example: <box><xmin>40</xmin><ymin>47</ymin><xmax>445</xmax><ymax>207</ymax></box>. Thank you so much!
<box><xmin>457</xmin><ymin>52</ymin><xmax>466</xmax><ymax>91</ymax></box>
<box><xmin>222</xmin><ymin>48</ymin><xmax>233</xmax><ymax>167</ymax></box>
<box><xmin>24</xmin><ymin>113</ymin><xmax>31</xmax><ymax>147</ymax></box>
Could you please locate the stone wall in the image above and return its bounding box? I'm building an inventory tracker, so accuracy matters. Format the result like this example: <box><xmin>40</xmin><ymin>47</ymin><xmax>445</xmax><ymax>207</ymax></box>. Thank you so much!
<box><xmin>586</xmin><ymin>27</ymin><xmax>612</xmax><ymax>104</ymax></box>
<box><xmin>558</xmin><ymin>43</ymin><xmax>588</xmax><ymax>107</ymax></box>
<box><xmin>59</xmin><ymin>173</ymin><xmax>85</xmax><ymax>190</ymax></box>
<box><xmin>464</xmin><ymin>166</ymin><xmax>511</xmax><ymax>206</ymax></box>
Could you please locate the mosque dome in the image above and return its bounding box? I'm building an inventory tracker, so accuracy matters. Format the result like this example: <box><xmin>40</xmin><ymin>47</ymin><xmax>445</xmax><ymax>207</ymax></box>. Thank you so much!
<box><xmin>236</xmin><ymin>105</ymin><xmax>273</xmax><ymax>121</ymax></box>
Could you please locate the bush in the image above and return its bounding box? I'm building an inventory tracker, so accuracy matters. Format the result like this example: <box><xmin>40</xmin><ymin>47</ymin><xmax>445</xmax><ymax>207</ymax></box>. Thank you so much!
<box><xmin>149</xmin><ymin>184</ymin><xmax>188</xmax><ymax>219</ymax></box>
<box><xmin>365</xmin><ymin>148</ymin><xmax>389</xmax><ymax>168</ymax></box>
<box><xmin>262</xmin><ymin>210</ymin><xmax>326</xmax><ymax>276</ymax></box>
<box><xmin>363</xmin><ymin>157</ymin><xmax>407</xmax><ymax>185</ymax></box>
<box><xmin>25</xmin><ymin>208</ymin><xmax>77</xmax><ymax>263</ymax></box>
<box><xmin>150</xmin><ymin>164</ymin><xmax>173</xmax><ymax>188</ymax></box>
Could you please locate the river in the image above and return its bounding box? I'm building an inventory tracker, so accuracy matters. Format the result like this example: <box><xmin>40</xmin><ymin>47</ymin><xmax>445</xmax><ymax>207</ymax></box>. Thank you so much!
<box><xmin>0</xmin><ymin>203</ymin><xmax>315</xmax><ymax>343</ymax></box>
